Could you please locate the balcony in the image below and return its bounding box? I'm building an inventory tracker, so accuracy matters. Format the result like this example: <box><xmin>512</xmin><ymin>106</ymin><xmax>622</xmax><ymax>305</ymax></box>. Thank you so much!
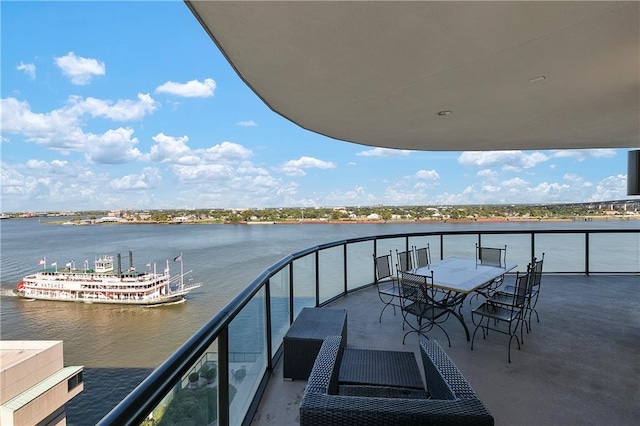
<box><xmin>99</xmin><ymin>228</ymin><xmax>639</xmax><ymax>425</ymax></box>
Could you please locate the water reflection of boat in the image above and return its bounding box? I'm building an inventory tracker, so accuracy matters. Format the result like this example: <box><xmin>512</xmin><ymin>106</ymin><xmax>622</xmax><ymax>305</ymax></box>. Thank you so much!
<box><xmin>14</xmin><ymin>251</ymin><xmax>201</xmax><ymax>305</ymax></box>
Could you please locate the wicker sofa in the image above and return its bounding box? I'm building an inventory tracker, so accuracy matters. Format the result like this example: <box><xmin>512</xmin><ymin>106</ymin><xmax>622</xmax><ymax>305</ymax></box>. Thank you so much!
<box><xmin>299</xmin><ymin>336</ymin><xmax>494</xmax><ymax>425</ymax></box>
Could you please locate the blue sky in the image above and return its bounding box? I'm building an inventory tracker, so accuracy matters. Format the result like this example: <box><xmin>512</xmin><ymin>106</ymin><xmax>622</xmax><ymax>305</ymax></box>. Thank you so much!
<box><xmin>1</xmin><ymin>1</ymin><xmax>634</xmax><ymax>213</ymax></box>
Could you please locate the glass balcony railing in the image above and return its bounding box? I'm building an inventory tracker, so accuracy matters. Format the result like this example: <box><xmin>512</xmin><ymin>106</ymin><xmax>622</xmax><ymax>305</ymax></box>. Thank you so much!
<box><xmin>98</xmin><ymin>228</ymin><xmax>639</xmax><ymax>426</ymax></box>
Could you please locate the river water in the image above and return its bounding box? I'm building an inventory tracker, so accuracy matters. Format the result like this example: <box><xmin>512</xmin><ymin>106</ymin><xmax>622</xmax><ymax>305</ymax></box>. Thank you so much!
<box><xmin>0</xmin><ymin>217</ymin><xmax>636</xmax><ymax>424</ymax></box>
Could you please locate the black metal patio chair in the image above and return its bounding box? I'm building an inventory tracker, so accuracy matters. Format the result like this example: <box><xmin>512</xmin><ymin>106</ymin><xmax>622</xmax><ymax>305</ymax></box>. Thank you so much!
<box><xmin>396</xmin><ymin>249</ymin><xmax>414</xmax><ymax>272</ymax></box>
<box><xmin>469</xmin><ymin>243</ymin><xmax>508</xmax><ymax>305</ymax></box>
<box><xmin>413</xmin><ymin>244</ymin><xmax>431</xmax><ymax>268</ymax></box>
<box><xmin>471</xmin><ymin>268</ymin><xmax>531</xmax><ymax>362</ymax></box>
<box><xmin>491</xmin><ymin>254</ymin><xmax>545</xmax><ymax>331</ymax></box>
<box><xmin>373</xmin><ymin>251</ymin><xmax>402</xmax><ymax>323</ymax></box>
<box><xmin>399</xmin><ymin>270</ymin><xmax>452</xmax><ymax>346</ymax></box>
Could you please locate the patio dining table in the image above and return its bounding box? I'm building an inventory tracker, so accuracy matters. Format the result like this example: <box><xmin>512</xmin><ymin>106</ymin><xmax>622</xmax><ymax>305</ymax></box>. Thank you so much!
<box><xmin>413</xmin><ymin>257</ymin><xmax>518</xmax><ymax>341</ymax></box>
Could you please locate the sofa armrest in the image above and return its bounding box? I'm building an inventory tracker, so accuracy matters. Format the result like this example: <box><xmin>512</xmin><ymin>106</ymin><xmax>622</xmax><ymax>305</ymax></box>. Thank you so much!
<box><xmin>420</xmin><ymin>340</ymin><xmax>479</xmax><ymax>400</ymax></box>
<box><xmin>301</xmin><ymin>393</ymin><xmax>493</xmax><ymax>425</ymax></box>
<box><xmin>303</xmin><ymin>335</ymin><xmax>343</xmax><ymax>396</ymax></box>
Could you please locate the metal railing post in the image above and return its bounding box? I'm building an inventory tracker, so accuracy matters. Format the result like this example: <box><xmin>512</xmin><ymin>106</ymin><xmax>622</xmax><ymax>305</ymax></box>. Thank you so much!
<box><xmin>288</xmin><ymin>263</ymin><xmax>294</xmax><ymax>324</ymax></box>
<box><xmin>315</xmin><ymin>250</ymin><xmax>320</xmax><ymax>306</ymax></box>
<box><xmin>265</xmin><ymin>278</ymin><xmax>273</xmax><ymax>367</ymax></box>
<box><xmin>218</xmin><ymin>327</ymin><xmax>229</xmax><ymax>426</ymax></box>
<box><xmin>531</xmin><ymin>232</ymin><xmax>535</xmax><ymax>262</ymax></box>
<box><xmin>585</xmin><ymin>232</ymin><xmax>590</xmax><ymax>275</ymax></box>
<box><xmin>343</xmin><ymin>244</ymin><xmax>348</xmax><ymax>293</ymax></box>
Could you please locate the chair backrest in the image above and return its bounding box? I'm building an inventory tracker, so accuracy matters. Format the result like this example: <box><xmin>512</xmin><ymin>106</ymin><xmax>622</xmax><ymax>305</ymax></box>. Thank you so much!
<box><xmin>476</xmin><ymin>243</ymin><xmax>506</xmax><ymax>267</ymax></box>
<box><xmin>374</xmin><ymin>252</ymin><xmax>394</xmax><ymax>281</ymax></box>
<box><xmin>399</xmin><ymin>271</ymin><xmax>435</xmax><ymax>305</ymax></box>
<box><xmin>530</xmin><ymin>253</ymin><xmax>545</xmax><ymax>288</ymax></box>
<box><xmin>413</xmin><ymin>244</ymin><xmax>431</xmax><ymax>268</ymax></box>
<box><xmin>396</xmin><ymin>249</ymin><xmax>414</xmax><ymax>272</ymax></box>
<box><xmin>511</xmin><ymin>270</ymin><xmax>531</xmax><ymax>308</ymax></box>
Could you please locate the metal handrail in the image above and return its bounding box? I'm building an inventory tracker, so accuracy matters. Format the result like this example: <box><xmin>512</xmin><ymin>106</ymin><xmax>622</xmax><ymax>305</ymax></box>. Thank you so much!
<box><xmin>99</xmin><ymin>228</ymin><xmax>638</xmax><ymax>425</ymax></box>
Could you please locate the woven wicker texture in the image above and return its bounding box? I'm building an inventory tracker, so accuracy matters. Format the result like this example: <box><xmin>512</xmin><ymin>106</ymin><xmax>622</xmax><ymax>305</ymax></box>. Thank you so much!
<box><xmin>338</xmin><ymin>385</ymin><xmax>429</xmax><ymax>399</ymax></box>
<box><xmin>339</xmin><ymin>348</ymin><xmax>424</xmax><ymax>389</ymax></box>
<box><xmin>300</xmin><ymin>336</ymin><xmax>493</xmax><ymax>425</ymax></box>
<box><xmin>283</xmin><ymin>308</ymin><xmax>347</xmax><ymax>380</ymax></box>
<box><xmin>420</xmin><ymin>340</ymin><xmax>478</xmax><ymax>400</ymax></box>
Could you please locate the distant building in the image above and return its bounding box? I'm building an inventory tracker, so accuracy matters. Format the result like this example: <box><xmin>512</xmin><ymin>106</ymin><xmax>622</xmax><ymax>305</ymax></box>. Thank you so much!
<box><xmin>0</xmin><ymin>341</ymin><xmax>83</xmax><ymax>426</ymax></box>
<box><xmin>96</xmin><ymin>216</ymin><xmax>121</xmax><ymax>223</ymax></box>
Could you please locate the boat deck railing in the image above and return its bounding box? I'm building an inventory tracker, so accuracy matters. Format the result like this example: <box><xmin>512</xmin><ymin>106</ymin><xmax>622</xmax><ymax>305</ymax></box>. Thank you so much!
<box><xmin>98</xmin><ymin>228</ymin><xmax>639</xmax><ymax>426</ymax></box>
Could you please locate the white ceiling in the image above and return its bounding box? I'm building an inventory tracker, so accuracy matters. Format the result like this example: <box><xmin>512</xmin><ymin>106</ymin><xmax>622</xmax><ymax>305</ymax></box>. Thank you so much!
<box><xmin>186</xmin><ymin>1</ymin><xmax>639</xmax><ymax>152</ymax></box>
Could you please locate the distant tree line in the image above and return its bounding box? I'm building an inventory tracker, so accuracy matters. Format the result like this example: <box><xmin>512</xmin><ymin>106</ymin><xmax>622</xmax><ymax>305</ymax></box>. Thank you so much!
<box><xmin>19</xmin><ymin>199</ymin><xmax>639</xmax><ymax>223</ymax></box>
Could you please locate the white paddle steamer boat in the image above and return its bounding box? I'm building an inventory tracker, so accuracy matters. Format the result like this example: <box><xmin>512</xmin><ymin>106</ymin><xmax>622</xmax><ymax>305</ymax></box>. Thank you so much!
<box><xmin>14</xmin><ymin>252</ymin><xmax>201</xmax><ymax>305</ymax></box>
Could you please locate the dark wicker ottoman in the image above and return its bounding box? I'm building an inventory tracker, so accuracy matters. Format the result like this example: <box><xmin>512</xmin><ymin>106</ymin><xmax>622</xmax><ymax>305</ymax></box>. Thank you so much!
<box><xmin>339</xmin><ymin>348</ymin><xmax>424</xmax><ymax>389</ymax></box>
<box><xmin>283</xmin><ymin>307</ymin><xmax>347</xmax><ymax>380</ymax></box>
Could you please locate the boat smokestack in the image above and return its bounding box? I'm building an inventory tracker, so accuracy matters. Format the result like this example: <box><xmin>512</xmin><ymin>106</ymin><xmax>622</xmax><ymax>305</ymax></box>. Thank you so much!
<box><xmin>129</xmin><ymin>251</ymin><xmax>133</xmax><ymax>271</ymax></box>
<box><xmin>117</xmin><ymin>253</ymin><xmax>122</xmax><ymax>278</ymax></box>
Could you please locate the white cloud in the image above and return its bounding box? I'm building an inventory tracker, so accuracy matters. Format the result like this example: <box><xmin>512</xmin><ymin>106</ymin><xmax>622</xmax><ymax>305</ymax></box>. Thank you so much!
<box><xmin>552</xmin><ymin>149</ymin><xmax>616</xmax><ymax>161</ymax></box>
<box><xmin>236</xmin><ymin>120</ymin><xmax>257</xmax><ymax>127</ymax></box>
<box><xmin>1</xmin><ymin>164</ymin><xmax>42</xmax><ymax>196</ymax></box>
<box><xmin>84</xmin><ymin>128</ymin><xmax>143</xmax><ymax>164</ymax></box>
<box><xmin>55</xmin><ymin>52</ymin><xmax>105</xmax><ymax>85</ymax></box>
<box><xmin>563</xmin><ymin>173</ymin><xmax>590</xmax><ymax>186</ymax></box>
<box><xmin>1</xmin><ymin>160</ymin><xmax>106</xmax><ymax>210</ymax></box>
<box><xmin>480</xmin><ymin>184</ymin><xmax>501</xmax><ymax>193</ymax></box>
<box><xmin>325</xmin><ymin>186</ymin><xmax>377</xmax><ymax>204</ymax></box>
<box><xmin>588</xmin><ymin>174</ymin><xmax>627</xmax><ymax>201</ymax></box>
<box><xmin>17</xmin><ymin>62</ymin><xmax>36</xmax><ymax>79</ymax></box>
<box><xmin>527</xmin><ymin>182</ymin><xmax>572</xmax><ymax>200</ymax></box>
<box><xmin>458</xmin><ymin>151</ymin><xmax>548</xmax><ymax>170</ymax></box>
<box><xmin>1</xmin><ymin>97</ymin><xmax>82</xmax><ymax>149</ymax></box>
<box><xmin>356</xmin><ymin>147</ymin><xmax>411</xmax><ymax>157</ymax></box>
<box><xmin>25</xmin><ymin>159</ymin><xmax>70</xmax><ymax>174</ymax></box>
<box><xmin>477</xmin><ymin>169</ymin><xmax>497</xmax><ymax>178</ymax></box>
<box><xmin>501</xmin><ymin>177</ymin><xmax>529</xmax><ymax>189</ymax></box>
<box><xmin>280</xmin><ymin>156</ymin><xmax>336</xmax><ymax>176</ymax></box>
<box><xmin>203</xmin><ymin>141</ymin><xmax>252</xmax><ymax>162</ymax></box>
<box><xmin>236</xmin><ymin>161</ymin><xmax>269</xmax><ymax>176</ymax></box>
<box><xmin>172</xmin><ymin>163</ymin><xmax>235</xmax><ymax>182</ymax></box>
<box><xmin>155</xmin><ymin>78</ymin><xmax>216</xmax><ymax>97</ymax></box>
<box><xmin>147</xmin><ymin>136</ymin><xmax>272</xmax><ymax>191</ymax></box>
<box><xmin>150</xmin><ymin>133</ymin><xmax>192</xmax><ymax>163</ymax></box>
<box><xmin>415</xmin><ymin>169</ymin><xmax>439</xmax><ymax>180</ymax></box>
<box><xmin>110</xmin><ymin>167</ymin><xmax>162</xmax><ymax>190</ymax></box>
<box><xmin>429</xmin><ymin>172</ymin><xmax>621</xmax><ymax>204</ymax></box>
<box><xmin>1</xmin><ymin>96</ymin><xmax>156</xmax><ymax>156</ymax></box>
<box><xmin>502</xmin><ymin>165</ymin><xmax>522</xmax><ymax>173</ymax></box>
<box><xmin>67</xmin><ymin>93</ymin><xmax>158</xmax><ymax>121</ymax></box>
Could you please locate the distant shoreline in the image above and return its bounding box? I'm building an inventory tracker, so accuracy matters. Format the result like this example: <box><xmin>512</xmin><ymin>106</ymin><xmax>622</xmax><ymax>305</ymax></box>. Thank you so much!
<box><xmin>35</xmin><ymin>216</ymin><xmax>640</xmax><ymax>226</ymax></box>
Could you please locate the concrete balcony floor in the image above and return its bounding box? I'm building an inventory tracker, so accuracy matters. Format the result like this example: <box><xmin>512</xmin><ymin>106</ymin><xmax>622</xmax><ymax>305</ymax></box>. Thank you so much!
<box><xmin>252</xmin><ymin>274</ymin><xmax>639</xmax><ymax>426</ymax></box>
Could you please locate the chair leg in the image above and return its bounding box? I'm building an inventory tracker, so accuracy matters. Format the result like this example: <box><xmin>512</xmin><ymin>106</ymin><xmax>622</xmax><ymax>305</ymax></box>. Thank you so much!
<box><xmin>517</xmin><ymin>315</ymin><xmax>525</xmax><ymax>345</ymax></box>
<box><xmin>403</xmin><ymin>322</ymin><xmax>450</xmax><ymax>347</ymax></box>
<box><xmin>507</xmin><ymin>334</ymin><xmax>521</xmax><ymax>363</ymax></box>
<box><xmin>378</xmin><ymin>300</ymin><xmax>397</xmax><ymax>323</ymax></box>
<box><xmin>529</xmin><ymin>307</ymin><xmax>539</xmax><ymax>328</ymax></box>
<box><xmin>470</xmin><ymin>317</ymin><xmax>488</xmax><ymax>351</ymax></box>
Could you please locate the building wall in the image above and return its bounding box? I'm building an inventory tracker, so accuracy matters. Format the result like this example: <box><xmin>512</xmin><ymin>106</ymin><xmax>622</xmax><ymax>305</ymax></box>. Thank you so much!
<box><xmin>1</xmin><ymin>341</ymin><xmax>83</xmax><ymax>426</ymax></box>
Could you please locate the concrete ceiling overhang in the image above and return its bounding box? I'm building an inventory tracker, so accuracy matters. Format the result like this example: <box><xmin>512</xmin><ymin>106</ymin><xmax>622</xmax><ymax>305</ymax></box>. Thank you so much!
<box><xmin>186</xmin><ymin>1</ymin><xmax>639</xmax><ymax>152</ymax></box>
